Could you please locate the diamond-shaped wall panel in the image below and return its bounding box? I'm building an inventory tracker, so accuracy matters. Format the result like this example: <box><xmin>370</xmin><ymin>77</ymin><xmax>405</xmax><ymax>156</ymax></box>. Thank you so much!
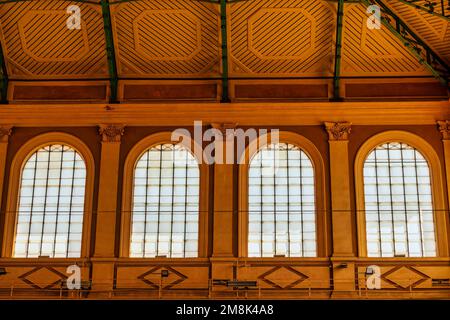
<box><xmin>382</xmin><ymin>266</ymin><xmax>429</xmax><ymax>289</ymax></box>
<box><xmin>115</xmin><ymin>264</ymin><xmax>209</xmax><ymax>290</ymax></box>
<box><xmin>259</xmin><ymin>266</ymin><xmax>309</xmax><ymax>289</ymax></box>
<box><xmin>19</xmin><ymin>267</ymin><xmax>67</xmax><ymax>290</ymax></box>
<box><xmin>138</xmin><ymin>266</ymin><xmax>187</xmax><ymax>289</ymax></box>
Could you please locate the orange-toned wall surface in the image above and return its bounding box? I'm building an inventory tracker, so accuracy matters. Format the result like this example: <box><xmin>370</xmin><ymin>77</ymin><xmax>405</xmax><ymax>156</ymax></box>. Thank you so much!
<box><xmin>0</xmin><ymin>102</ymin><xmax>449</xmax><ymax>299</ymax></box>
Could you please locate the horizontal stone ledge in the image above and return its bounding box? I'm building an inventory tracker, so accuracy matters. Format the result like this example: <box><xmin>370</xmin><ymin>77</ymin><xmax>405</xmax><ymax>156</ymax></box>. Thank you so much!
<box><xmin>0</xmin><ymin>101</ymin><xmax>448</xmax><ymax>126</ymax></box>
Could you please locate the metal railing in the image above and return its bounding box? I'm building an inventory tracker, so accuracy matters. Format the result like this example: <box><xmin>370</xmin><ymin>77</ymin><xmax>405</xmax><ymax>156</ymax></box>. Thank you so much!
<box><xmin>0</xmin><ymin>277</ymin><xmax>449</xmax><ymax>299</ymax></box>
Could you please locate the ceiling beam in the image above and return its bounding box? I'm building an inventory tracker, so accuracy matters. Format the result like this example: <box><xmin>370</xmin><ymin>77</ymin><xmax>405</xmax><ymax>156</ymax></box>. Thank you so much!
<box><xmin>332</xmin><ymin>0</ymin><xmax>345</xmax><ymax>101</ymax></box>
<box><xmin>100</xmin><ymin>0</ymin><xmax>119</xmax><ymax>103</ymax></box>
<box><xmin>360</xmin><ymin>0</ymin><xmax>450</xmax><ymax>87</ymax></box>
<box><xmin>200</xmin><ymin>0</ymin><xmax>240</xmax><ymax>103</ymax></box>
<box><xmin>1</xmin><ymin>101</ymin><xmax>448</xmax><ymax>127</ymax></box>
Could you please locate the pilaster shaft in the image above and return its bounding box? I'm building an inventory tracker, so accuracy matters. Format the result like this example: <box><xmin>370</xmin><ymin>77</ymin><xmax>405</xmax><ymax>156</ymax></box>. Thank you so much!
<box><xmin>211</xmin><ymin>123</ymin><xmax>236</xmax><ymax>258</ymax></box>
<box><xmin>92</xmin><ymin>124</ymin><xmax>124</xmax><ymax>295</ymax></box>
<box><xmin>325</xmin><ymin>121</ymin><xmax>355</xmax><ymax>295</ymax></box>
<box><xmin>0</xmin><ymin>126</ymin><xmax>12</xmax><ymax>214</ymax></box>
<box><xmin>94</xmin><ymin>124</ymin><xmax>125</xmax><ymax>257</ymax></box>
<box><xmin>324</xmin><ymin>121</ymin><xmax>354</xmax><ymax>256</ymax></box>
<box><xmin>438</xmin><ymin>120</ymin><xmax>450</xmax><ymax>212</ymax></box>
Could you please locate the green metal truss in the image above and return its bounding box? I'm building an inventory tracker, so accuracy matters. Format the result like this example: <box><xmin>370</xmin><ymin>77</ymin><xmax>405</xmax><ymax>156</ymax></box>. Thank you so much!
<box><xmin>0</xmin><ymin>0</ymin><xmax>448</xmax><ymax>103</ymax></box>
<box><xmin>360</xmin><ymin>0</ymin><xmax>450</xmax><ymax>86</ymax></box>
<box><xmin>0</xmin><ymin>0</ymin><xmax>121</xmax><ymax>102</ymax></box>
<box><xmin>196</xmin><ymin>0</ymin><xmax>248</xmax><ymax>102</ymax></box>
<box><xmin>100</xmin><ymin>0</ymin><xmax>119</xmax><ymax>103</ymax></box>
<box><xmin>0</xmin><ymin>0</ymin><xmax>232</xmax><ymax>103</ymax></box>
<box><xmin>395</xmin><ymin>0</ymin><xmax>450</xmax><ymax>22</ymax></box>
<box><xmin>333</xmin><ymin>0</ymin><xmax>345</xmax><ymax>101</ymax></box>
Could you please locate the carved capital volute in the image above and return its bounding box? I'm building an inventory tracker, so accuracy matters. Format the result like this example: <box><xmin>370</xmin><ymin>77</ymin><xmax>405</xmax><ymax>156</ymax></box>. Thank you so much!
<box><xmin>324</xmin><ymin>122</ymin><xmax>352</xmax><ymax>141</ymax></box>
<box><xmin>437</xmin><ymin>120</ymin><xmax>450</xmax><ymax>140</ymax></box>
<box><xmin>98</xmin><ymin>124</ymin><xmax>125</xmax><ymax>143</ymax></box>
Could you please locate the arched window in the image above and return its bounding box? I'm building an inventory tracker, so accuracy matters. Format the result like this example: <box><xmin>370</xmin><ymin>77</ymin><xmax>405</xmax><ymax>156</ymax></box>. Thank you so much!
<box><xmin>363</xmin><ymin>142</ymin><xmax>436</xmax><ymax>257</ymax></box>
<box><xmin>129</xmin><ymin>143</ymin><xmax>200</xmax><ymax>258</ymax></box>
<box><xmin>247</xmin><ymin>142</ymin><xmax>316</xmax><ymax>257</ymax></box>
<box><xmin>14</xmin><ymin>144</ymin><xmax>87</xmax><ymax>258</ymax></box>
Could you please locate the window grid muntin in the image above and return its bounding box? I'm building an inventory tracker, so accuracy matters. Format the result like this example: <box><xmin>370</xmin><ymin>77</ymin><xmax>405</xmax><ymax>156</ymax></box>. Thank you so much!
<box><xmin>364</xmin><ymin>142</ymin><xmax>436</xmax><ymax>257</ymax></box>
<box><xmin>248</xmin><ymin>143</ymin><xmax>317</xmax><ymax>257</ymax></box>
<box><xmin>14</xmin><ymin>144</ymin><xmax>86</xmax><ymax>258</ymax></box>
<box><xmin>130</xmin><ymin>144</ymin><xmax>200</xmax><ymax>258</ymax></box>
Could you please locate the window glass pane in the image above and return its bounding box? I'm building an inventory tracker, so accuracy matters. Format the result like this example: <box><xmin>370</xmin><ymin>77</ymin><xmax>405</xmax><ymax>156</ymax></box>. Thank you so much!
<box><xmin>13</xmin><ymin>144</ymin><xmax>86</xmax><ymax>258</ymax></box>
<box><xmin>363</xmin><ymin>142</ymin><xmax>436</xmax><ymax>257</ymax></box>
<box><xmin>248</xmin><ymin>143</ymin><xmax>317</xmax><ymax>257</ymax></box>
<box><xmin>130</xmin><ymin>144</ymin><xmax>199</xmax><ymax>258</ymax></box>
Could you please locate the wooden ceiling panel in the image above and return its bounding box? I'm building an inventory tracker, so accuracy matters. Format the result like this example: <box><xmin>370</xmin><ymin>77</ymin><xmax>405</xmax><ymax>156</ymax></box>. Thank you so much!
<box><xmin>0</xmin><ymin>0</ymin><xmax>108</xmax><ymax>79</ymax></box>
<box><xmin>111</xmin><ymin>0</ymin><xmax>221</xmax><ymax>78</ymax></box>
<box><xmin>229</xmin><ymin>0</ymin><xmax>335</xmax><ymax>77</ymax></box>
<box><xmin>386</xmin><ymin>0</ymin><xmax>450</xmax><ymax>65</ymax></box>
<box><xmin>0</xmin><ymin>0</ymin><xmax>446</xmax><ymax>97</ymax></box>
<box><xmin>341</xmin><ymin>3</ymin><xmax>427</xmax><ymax>76</ymax></box>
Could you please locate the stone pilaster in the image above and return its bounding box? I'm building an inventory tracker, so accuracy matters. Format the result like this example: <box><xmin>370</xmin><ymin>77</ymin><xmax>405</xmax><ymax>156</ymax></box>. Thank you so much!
<box><xmin>438</xmin><ymin>120</ymin><xmax>450</xmax><ymax>214</ymax></box>
<box><xmin>92</xmin><ymin>124</ymin><xmax>125</xmax><ymax>295</ymax></box>
<box><xmin>0</xmin><ymin>126</ymin><xmax>12</xmax><ymax>214</ymax></box>
<box><xmin>324</xmin><ymin>121</ymin><xmax>355</xmax><ymax>296</ymax></box>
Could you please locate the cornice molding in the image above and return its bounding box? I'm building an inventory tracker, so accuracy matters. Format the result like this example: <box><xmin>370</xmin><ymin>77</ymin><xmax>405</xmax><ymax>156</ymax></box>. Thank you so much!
<box><xmin>0</xmin><ymin>102</ymin><xmax>448</xmax><ymax>126</ymax></box>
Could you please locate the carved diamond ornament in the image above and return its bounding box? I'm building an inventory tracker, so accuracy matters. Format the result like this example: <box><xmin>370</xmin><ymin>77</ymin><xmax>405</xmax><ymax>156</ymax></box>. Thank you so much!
<box><xmin>138</xmin><ymin>266</ymin><xmax>187</xmax><ymax>289</ymax></box>
<box><xmin>258</xmin><ymin>266</ymin><xmax>308</xmax><ymax>289</ymax></box>
<box><xmin>382</xmin><ymin>266</ymin><xmax>429</xmax><ymax>289</ymax></box>
<box><xmin>19</xmin><ymin>267</ymin><xmax>67</xmax><ymax>290</ymax></box>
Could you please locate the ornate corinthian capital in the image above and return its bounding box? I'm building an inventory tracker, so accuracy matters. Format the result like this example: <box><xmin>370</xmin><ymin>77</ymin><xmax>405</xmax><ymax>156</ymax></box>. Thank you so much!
<box><xmin>324</xmin><ymin>122</ymin><xmax>352</xmax><ymax>141</ymax></box>
<box><xmin>98</xmin><ymin>124</ymin><xmax>125</xmax><ymax>143</ymax></box>
<box><xmin>437</xmin><ymin>120</ymin><xmax>450</xmax><ymax>140</ymax></box>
